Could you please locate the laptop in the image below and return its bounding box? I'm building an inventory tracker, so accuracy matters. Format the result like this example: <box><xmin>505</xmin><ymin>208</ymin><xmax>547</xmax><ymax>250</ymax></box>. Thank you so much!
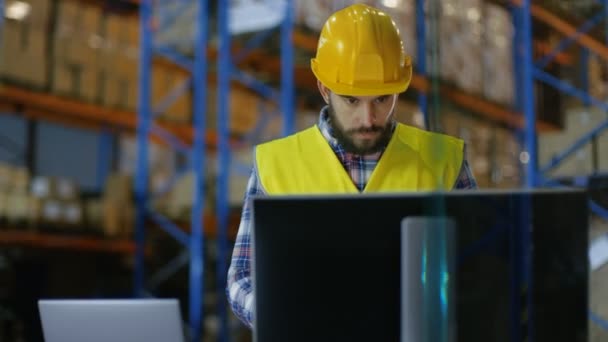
<box><xmin>38</xmin><ymin>298</ymin><xmax>186</xmax><ymax>342</ymax></box>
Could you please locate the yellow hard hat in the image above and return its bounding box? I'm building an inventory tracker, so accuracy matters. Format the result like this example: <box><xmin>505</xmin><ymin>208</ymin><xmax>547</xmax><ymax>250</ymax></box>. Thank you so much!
<box><xmin>310</xmin><ymin>4</ymin><xmax>413</xmax><ymax>97</ymax></box>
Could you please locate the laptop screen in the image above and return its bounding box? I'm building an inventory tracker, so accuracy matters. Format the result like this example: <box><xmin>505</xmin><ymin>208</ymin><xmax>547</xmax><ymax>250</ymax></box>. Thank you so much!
<box><xmin>38</xmin><ymin>299</ymin><xmax>185</xmax><ymax>342</ymax></box>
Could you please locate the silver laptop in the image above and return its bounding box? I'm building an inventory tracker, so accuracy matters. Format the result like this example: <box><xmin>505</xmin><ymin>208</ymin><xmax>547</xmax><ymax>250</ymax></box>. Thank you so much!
<box><xmin>38</xmin><ymin>299</ymin><xmax>186</xmax><ymax>342</ymax></box>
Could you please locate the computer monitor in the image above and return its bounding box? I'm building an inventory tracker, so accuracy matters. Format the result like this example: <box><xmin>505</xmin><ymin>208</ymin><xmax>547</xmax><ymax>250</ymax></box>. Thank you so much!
<box><xmin>38</xmin><ymin>299</ymin><xmax>185</xmax><ymax>342</ymax></box>
<box><xmin>251</xmin><ymin>189</ymin><xmax>589</xmax><ymax>342</ymax></box>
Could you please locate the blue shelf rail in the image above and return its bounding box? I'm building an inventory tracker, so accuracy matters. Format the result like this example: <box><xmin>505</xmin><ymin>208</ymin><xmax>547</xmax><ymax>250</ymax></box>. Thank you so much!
<box><xmin>513</xmin><ymin>0</ymin><xmax>608</xmax><ymax>221</ymax></box>
<box><xmin>135</xmin><ymin>1</ymin><xmax>209</xmax><ymax>342</ymax></box>
<box><xmin>512</xmin><ymin>0</ymin><xmax>608</xmax><ymax>339</ymax></box>
<box><xmin>215</xmin><ymin>1</ymin><xmax>295</xmax><ymax>342</ymax></box>
<box><xmin>0</xmin><ymin>0</ymin><xmax>4</xmax><ymax>48</ymax></box>
<box><xmin>136</xmin><ymin>1</ymin><xmax>295</xmax><ymax>342</ymax></box>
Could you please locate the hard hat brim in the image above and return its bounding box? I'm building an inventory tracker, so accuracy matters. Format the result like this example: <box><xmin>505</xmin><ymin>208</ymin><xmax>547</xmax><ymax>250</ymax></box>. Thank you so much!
<box><xmin>311</xmin><ymin>59</ymin><xmax>412</xmax><ymax>97</ymax></box>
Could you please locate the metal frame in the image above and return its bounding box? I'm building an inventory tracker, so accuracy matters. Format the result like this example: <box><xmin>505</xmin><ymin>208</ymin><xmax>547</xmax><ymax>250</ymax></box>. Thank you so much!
<box><xmin>0</xmin><ymin>0</ymin><xmax>3</xmax><ymax>44</ymax></box>
<box><xmin>415</xmin><ymin>0</ymin><xmax>428</xmax><ymax>128</ymax></box>
<box><xmin>514</xmin><ymin>0</ymin><xmax>608</xmax><ymax>221</ymax></box>
<box><xmin>512</xmin><ymin>0</ymin><xmax>608</xmax><ymax>339</ymax></box>
<box><xmin>135</xmin><ymin>2</ymin><xmax>208</xmax><ymax>342</ymax></box>
<box><xmin>135</xmin><ymin>1</ymin><xmax>295</xmax><ymax>342</ymax></box>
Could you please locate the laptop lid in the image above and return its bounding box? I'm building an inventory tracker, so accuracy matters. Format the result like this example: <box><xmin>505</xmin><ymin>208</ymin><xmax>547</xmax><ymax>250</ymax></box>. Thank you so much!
<box><xmin>38</xmin><ymin>299</ymin><xmax>185</xmax><ymax>342</ymax></box>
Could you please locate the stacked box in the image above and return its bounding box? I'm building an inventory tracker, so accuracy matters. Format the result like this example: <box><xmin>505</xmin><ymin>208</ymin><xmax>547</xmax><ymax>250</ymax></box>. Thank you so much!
<box><xmin>439</xmin><ymin>0</ymin><xmax>483</xmax><ymax>94</ymax></box>
<box><xmin>457</xmin><ymin>114</ymin><xmax>492</xmax><ymax>188</ymax></box>
<box><xmin>438</xmin><ymin>109</ymin><xmax>461</xmax><ymax>138</ymax></box>
<box><xmin>101</xmin><ymin>14</ymin><xmax>140</xmax><ymax>111</ymax></box>
<box><xmin>539</xmin><ymin>107</ymin><xmax>606</xmax><ymax>178</ymax></box>
<box><xmin>0</xmin><ymin>163</ymin><xmax>12</xmax><ymax>192</ymax></box>
<box><xmin>0</xmin><ymin>163</ymin><xmax>13</xmax><ymax>224</ymax></box>
<box><xmin>377</xmin><ymin>0</ymin><xmax>417</xmax><ymax>64</ymax></box>
<box><xmin>295</xmin><ymin>0</ymin><xmax>335</xmax><ymax>32</ymax></box>
<box><xmin>4</xmin><ymin>166</ymin><xmax>31</xmax><ymax>227</ymax></box>
<box><xmin>52</xmin><ymin>0</ymin><xmax>103</xmax><ymax>103</ymax></box>
<box><xmin>492</xmin><ymin>127</ymin><xmax>521</xmax><ymax>188</ymax></box>
<box><xmin>102</xmin><ymin>173</ymin><xmax>134</xmax><ymax>238</ymax></box>
<box><xmin>27</xmin><ymin>175</ymin><xmax>83</xmax><ymax>229</ymax></box>
<box><xmin>588</xmin><ymin>53</ymin><xmax>608</xmax><ymax>101</ymax></box>
<box><xmin>0</xmin><ymin>0</ymin><xmax>51</xmax><ymax>89</ymax></box>
<box><xmin>207</xmin><ymin>86</ymin><xmax>278</xmax><ymax>137</ymax></box>
<box><xmin>153</xmin><ymin>66</ymin><xmax>192</xmax><ymax>125</ymax></box>
<box><xmin>125</xmin><ymin>16</ymin><xmax>140</xmax><ymax>110</ymax></box>
<box><xmin>482</xmin><ymin>3</ymin><xmax>514</xmax><ymax>106</ymax></box>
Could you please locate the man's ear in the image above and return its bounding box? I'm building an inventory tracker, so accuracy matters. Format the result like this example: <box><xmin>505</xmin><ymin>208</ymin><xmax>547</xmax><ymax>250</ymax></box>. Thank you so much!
<box><xmin>317</xmin><ymin>80</ymin><xmax>330</xmax><ymax>104</ymax></box>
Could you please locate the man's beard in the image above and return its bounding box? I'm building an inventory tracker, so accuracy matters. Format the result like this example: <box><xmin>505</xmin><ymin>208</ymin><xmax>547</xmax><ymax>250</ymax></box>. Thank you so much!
<box><xmin>327</xmin><ymin>103</ymin><xmax>394</xmax><ymax>155</ymax></box>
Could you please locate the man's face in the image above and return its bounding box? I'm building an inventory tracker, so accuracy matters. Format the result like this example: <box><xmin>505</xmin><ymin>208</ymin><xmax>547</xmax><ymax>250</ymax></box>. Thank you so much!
<box><xmin>322</xmin><ymin>85</ymin><xmax>397</xmax><ymax>155</ymax></box>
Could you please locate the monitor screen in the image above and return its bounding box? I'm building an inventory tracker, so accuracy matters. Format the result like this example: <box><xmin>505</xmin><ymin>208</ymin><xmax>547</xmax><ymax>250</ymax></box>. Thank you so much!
<box><xmin>252</xmin><ymin>189</ymin><xmax>589</xmax><ymax>342</ymax></box>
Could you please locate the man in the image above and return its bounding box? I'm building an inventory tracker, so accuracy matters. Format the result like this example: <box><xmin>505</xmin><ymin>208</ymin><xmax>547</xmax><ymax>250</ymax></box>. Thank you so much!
<box><xmin>227</xmin><ymin>3</ymin><xmax>477</xmax><ymax>328</ymax></box>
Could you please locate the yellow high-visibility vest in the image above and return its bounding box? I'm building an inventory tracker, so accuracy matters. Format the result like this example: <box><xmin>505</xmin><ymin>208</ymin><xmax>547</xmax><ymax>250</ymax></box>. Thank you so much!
<box><xmin>255</xmin><ymin>123</ymin><xmax>464</xmax><ymax>194</ymax></box>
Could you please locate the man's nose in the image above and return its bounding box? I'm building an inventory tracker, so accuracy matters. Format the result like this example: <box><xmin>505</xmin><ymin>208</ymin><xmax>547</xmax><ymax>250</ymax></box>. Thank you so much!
<box><xmin>360</xmin><ymin>102</ymin><xmax>375</xmax><ymax>126</ymax></box>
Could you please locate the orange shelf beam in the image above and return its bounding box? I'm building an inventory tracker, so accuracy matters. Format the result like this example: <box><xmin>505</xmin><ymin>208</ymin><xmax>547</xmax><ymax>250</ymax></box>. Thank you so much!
<box><xmin>442</xmin><ymin>85</ymin><xmax>559</xmax><ymax>132</ymax></box>
<box><xmin>0</xmin><ymin>85</ymin><xmax>239</xmax><ymax>149</ymax></box>
<box><xmin>0</xmin><ymin>230</ymin><xmax>139</xmax><ymax>255</ymax></box>
<box><xmin>511</xmin><ymin>0</ymin><xmax>608</xmax><ymax>61</ymax></box>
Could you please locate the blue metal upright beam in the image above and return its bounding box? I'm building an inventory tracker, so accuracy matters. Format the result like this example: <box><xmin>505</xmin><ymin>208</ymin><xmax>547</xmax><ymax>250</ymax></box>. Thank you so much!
<box><xmin>415</xmin><ymin>0</ymin><xmax>428</xmax><ymax>129</ymax></box>
<box><xmin>137</xmin><ymin>1</ymin><xmax>210</xmax><ymax>341</ymax></box>
<box><xmin>281</xmin><ymin>0</ymin><xmax>295</xmax><ymax>136</ymax></box>
<box><xmin>519</xmin><ymin>0</ymin><xmax>538</xmax><ymax>188</ymax></box>
<box><xmin>605</xmin><ymin>0</ymin><xmax>608</xmax><ymax>46</ymax></box>
<box><xmin>134</xmin><ymin>0</ymin><xmax>154</xmax><ymax>299</ymax></box>
<box><xmin>0</xmin><ymin>0</ymin><xmax>4</xmax><ymax>36</ymax></box>
<box><xmin>216</xmin><ymin>0</ymin><xmax>231</xmax><ymax>341</ymax></box>
<box><xmin>512</xmin><ymin>3</ymin><xmax>536</xmax><ymax>342</ymax></box>
<box><xmin>581</xmin><ymin>48</ymin><xmax>590</xmax><ymax>107</ymax></box>
<box><xmin>190</xmin><ymin>0</ymin><xmax>209</xmax><ymax>341</ymax></box>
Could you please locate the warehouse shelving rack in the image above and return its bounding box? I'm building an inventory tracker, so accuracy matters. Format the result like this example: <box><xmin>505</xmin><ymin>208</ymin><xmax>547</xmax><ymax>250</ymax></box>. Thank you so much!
<box><xmin>513</xmin><ymin>0</ymin><xmax>608</xmax><ymax>340</ymax></box>
<box><xmin>133</xmin><ymin>0</ymin><xmax>297</xmax><ymax>341</ymax></box>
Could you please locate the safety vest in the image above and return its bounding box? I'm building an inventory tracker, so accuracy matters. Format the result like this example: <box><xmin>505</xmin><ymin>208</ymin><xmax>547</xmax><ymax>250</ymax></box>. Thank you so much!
<box><xmin>255</xmin><ymin>123</ymin><xmax>464</xmax><ymax>194</ymax></box>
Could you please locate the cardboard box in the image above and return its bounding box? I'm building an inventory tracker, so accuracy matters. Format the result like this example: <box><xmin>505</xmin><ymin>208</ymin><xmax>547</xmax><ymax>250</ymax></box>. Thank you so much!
<box><xmin>539</xmin><ymin>107</ymin><xmax>606</xmax><ymax>178</ymax></box>
<box><xmin>30</xmin><ymin>176</ymin><xmax>55</xmax><ymax>198</ymax></box>
<box><xmin>0</xmin><ymin>21</ymin><xmax>48</xmax><ymax>88</ymax></box>
<box><xmin>12</xmin><ymin>167</ymin><xmax>30</xmax><ymax>194</ymax></box>
<box><xmin>56</xmin><ymin>177</ymin><xmax>79</xmax><ymax>201</ymax></box>
<box><xmin>0</xmin><ymin>191</ymin><xmax>8</xmax><ymax>221</ymax></box>
<box><xmin>110</xmin><ymin>76</ymin><xmax>131</xmax><ymax>109</ymax></box>
<box><xmin>0</xmin><ymin>163</ymin><xmax>14</xmax><ymax>192</ymax></box>
<box><xmin>51</xmin><ymin>0</ymin><xmax>102</xmax><ymax>102</ymax></box>
<box><xmin>62</xmin><ymin>200</ymin><xmax>84</xmax><ymax>227</ymax></box>
<box><xmin>482</xmin><ymin>3</ymin><xmax>514</xmax><ymax>106</ymax></box>
<box><xmin>102</xmin><ymin>198</ymin><xmax>134</xmax><ymax>238</ymax></box>
<box><xmin>103</xmin><ymin>173</ymin><xmax>133</xmax><ymax>203</ymax></box>
<box><xmin>54</xmin><ymin>0</ymin><xmax>84</xmax><ymax>64</ymax></box>
<box><xmin>26</xmin><ymin>0</ymin><xmax>52</xmax><ymax>29</ymax></box>
<box><xmin>84</xmin><ymin>198</ymin><xmax>103</xmax><ymax>231</ymax></box>
<box><xmin>41</xmin><ymin>198</ymin><xmax>63</xmax><ymax>225</ymax></box>
<box><xmin>6</xmin><ymin>190</ymin><xmax>30</xmax><ymax>227</ymax></box>
<box><xmin>51</xmin><ymin>62</ymin><xmax>75</xmax><ymax>95</ymax></box>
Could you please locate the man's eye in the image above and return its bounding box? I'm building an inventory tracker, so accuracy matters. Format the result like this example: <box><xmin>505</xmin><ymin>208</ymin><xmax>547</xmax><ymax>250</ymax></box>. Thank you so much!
<box><xmin>346</xmin><ymin>98</ymin><xmax>359</xmax><ymax>105</ymax></box>
<box><xmin>375</xmin><ymin>96</ymin><xmax>388</xmax><ymax>103</ymax></box>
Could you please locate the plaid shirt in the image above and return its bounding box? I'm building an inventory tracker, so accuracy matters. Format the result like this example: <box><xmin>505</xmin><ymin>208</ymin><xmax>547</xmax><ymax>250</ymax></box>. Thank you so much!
<box><xmin>226</xmin><ymin>107</ymin><xmax>478</xmax><ymax>328</ymax></box>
